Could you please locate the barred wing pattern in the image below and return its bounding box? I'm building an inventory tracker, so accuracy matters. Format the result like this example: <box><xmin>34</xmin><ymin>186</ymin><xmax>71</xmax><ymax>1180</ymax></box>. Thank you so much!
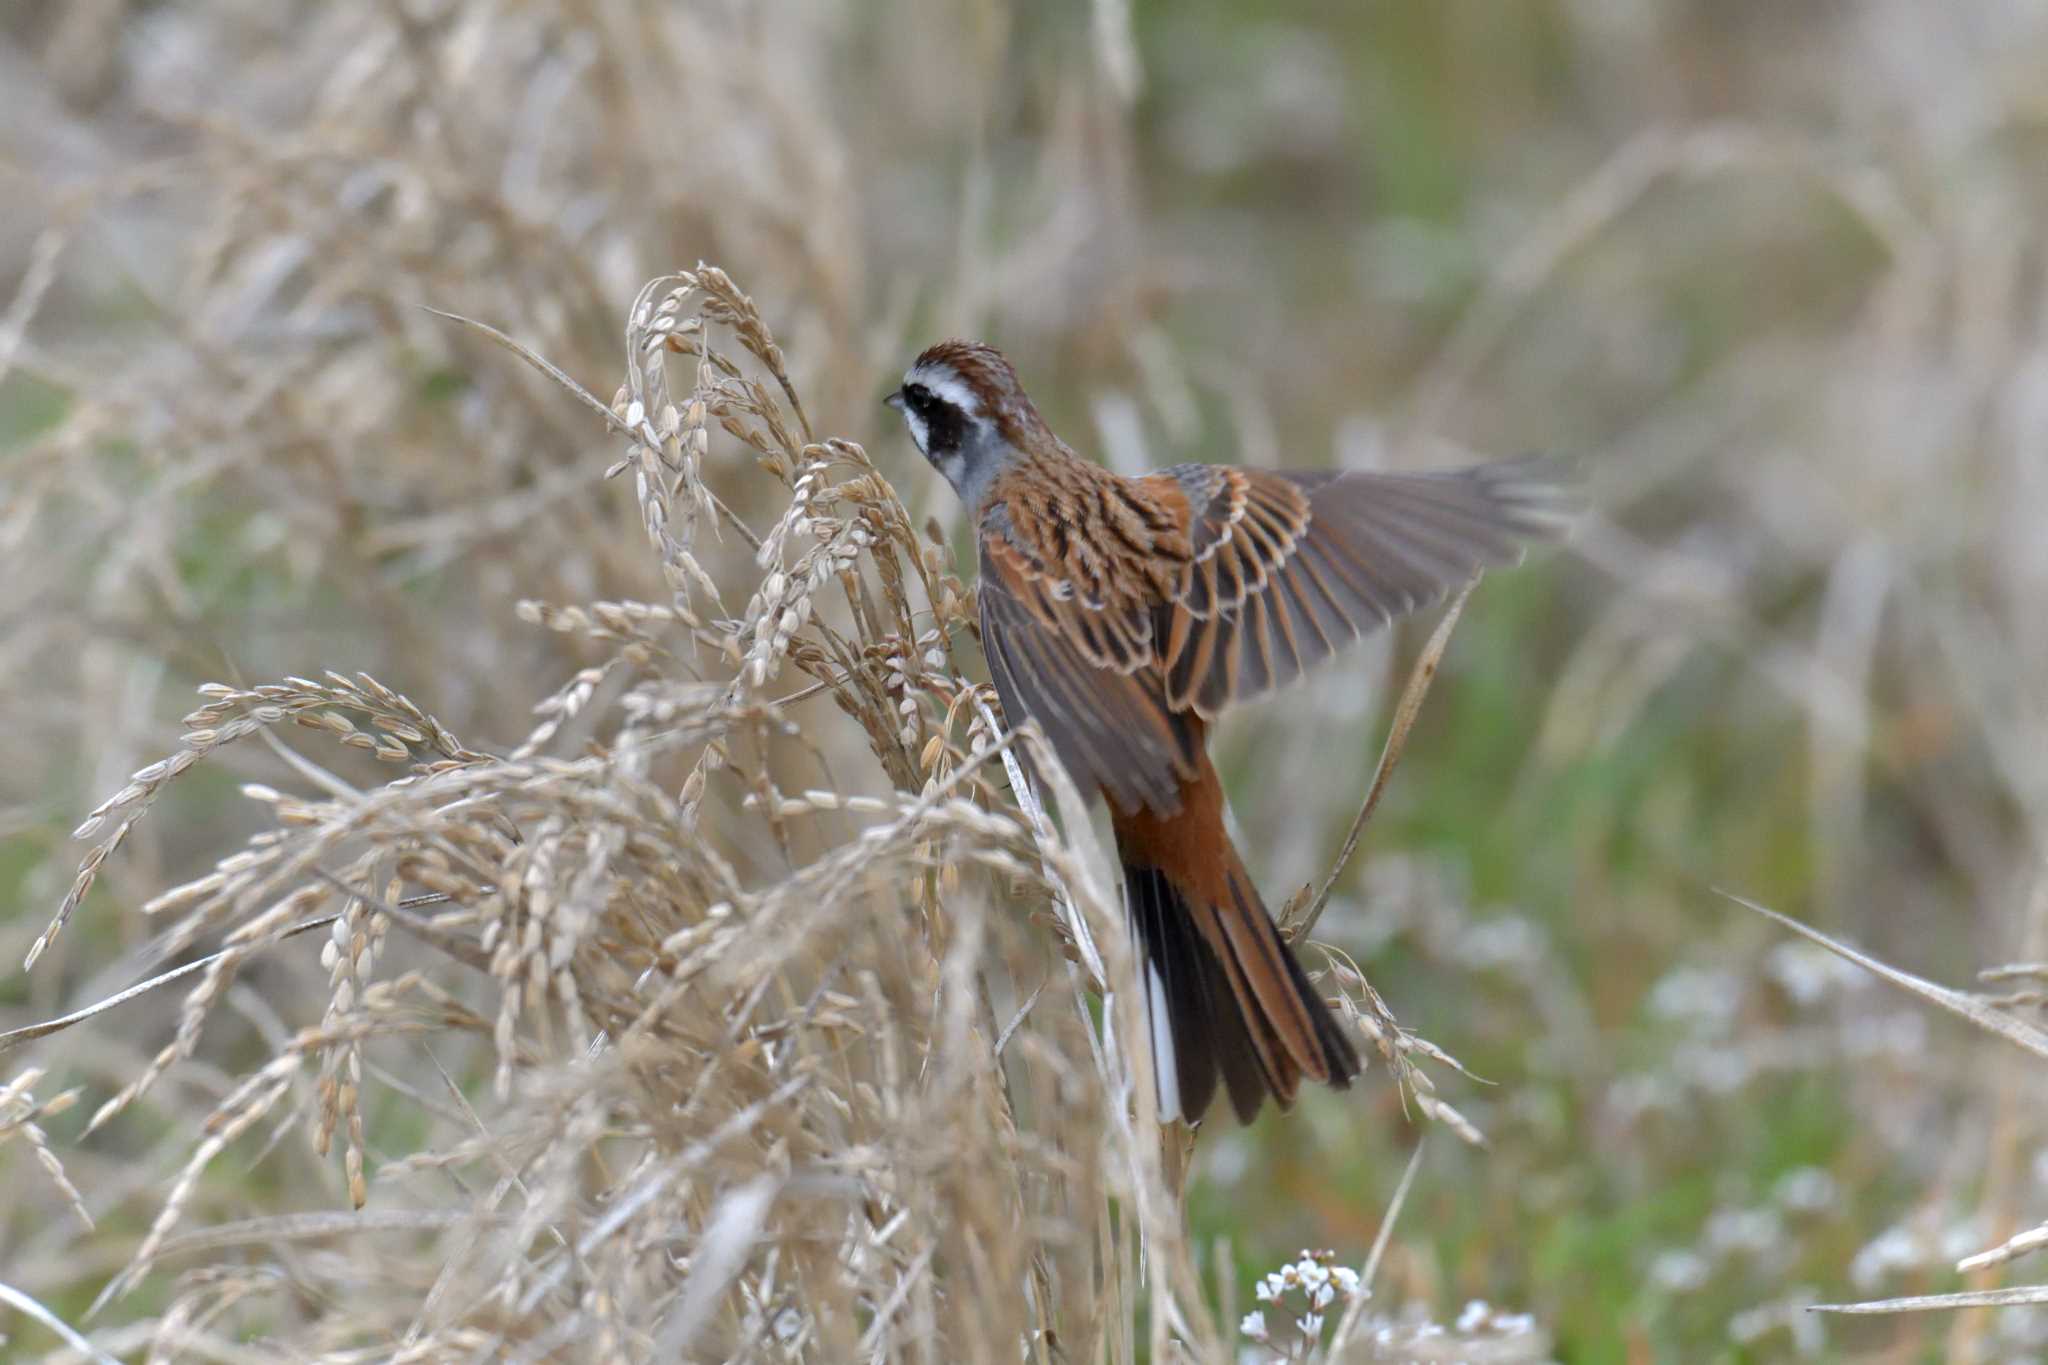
<box><xmin>977</xmin><ymin>454</ymin><xmax>1573</xmax><ymax>816</ymax></box>
<box><xmin>1156</xmin><ymin>455</ymin><xmax>1574</xmax><ymax>717</ymax></box>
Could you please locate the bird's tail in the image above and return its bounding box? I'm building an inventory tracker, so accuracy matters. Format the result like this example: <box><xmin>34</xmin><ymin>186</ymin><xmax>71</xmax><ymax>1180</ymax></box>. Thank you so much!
<box><xmin>1116</xmin><ymin>829</ymin><xmax>1360</xmax><ymax>1125</ymax></box>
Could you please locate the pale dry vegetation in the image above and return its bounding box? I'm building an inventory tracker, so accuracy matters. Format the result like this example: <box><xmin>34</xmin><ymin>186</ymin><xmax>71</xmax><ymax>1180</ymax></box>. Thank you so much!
<box><xmin>7</xmin><ymin>2</ymin><xmax>2048</xmax><ymax>1362</ymax></box>
<box><xmin>1</xmin><ymin>264</ymin><xmax>1247</xmax><ymax>1359</ymax></box>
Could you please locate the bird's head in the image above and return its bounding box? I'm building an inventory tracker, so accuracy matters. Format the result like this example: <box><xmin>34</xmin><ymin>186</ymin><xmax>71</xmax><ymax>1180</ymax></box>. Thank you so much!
<box><xmin>885</xmin><ymin>341</ymin><xmax>1050</xmax><ymax>513</ymax></box>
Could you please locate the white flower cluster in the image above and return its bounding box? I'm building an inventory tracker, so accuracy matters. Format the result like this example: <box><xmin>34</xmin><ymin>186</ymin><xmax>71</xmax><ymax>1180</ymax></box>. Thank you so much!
<box><xmin>1455</xmin><ymin>1299</ymin><xmax>1537</xmax><ymax>1335</ymax></box>
<box><xmin>1238</xmin><ymin>1249</ymin><xmax>1364</xmax><ymax>1359</ymax></box>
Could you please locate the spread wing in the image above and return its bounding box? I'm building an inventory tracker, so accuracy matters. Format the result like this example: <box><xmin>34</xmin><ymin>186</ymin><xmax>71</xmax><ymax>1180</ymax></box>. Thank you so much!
<box><xmin>975</xmin><ymin>455</ymin><xmax>1574</xmax><ymax>815</ymax></box>
<box><xmin>1153</xmin><ymin>455</ymin><xmax>1576</xmax><ymax>717</ymax></box>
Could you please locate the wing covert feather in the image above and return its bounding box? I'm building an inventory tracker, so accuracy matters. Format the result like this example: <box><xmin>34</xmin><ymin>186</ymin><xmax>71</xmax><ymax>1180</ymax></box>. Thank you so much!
<box><xmin>978</xmin><ymin>539</ymin><xmax>1198</xmax><ymax>815</ymax></box>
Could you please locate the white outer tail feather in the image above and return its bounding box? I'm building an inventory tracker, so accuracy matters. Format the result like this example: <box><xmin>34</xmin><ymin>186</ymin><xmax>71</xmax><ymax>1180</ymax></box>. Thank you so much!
<box><xmin>1145</xmin><ymin>959</ymin><xmax>1182</xmax><ymax>1123</ymax></box>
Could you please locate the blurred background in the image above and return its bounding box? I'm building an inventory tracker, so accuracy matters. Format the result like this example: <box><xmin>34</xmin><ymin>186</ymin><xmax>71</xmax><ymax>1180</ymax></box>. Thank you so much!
<box><xmin>5</xmin><ymin>1</ymin><xmax>2048</xmax><ymax>1359</ymax></box>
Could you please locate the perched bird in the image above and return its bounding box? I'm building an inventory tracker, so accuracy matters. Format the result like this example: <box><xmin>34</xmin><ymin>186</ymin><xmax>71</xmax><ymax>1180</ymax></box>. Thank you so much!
<box><xmin>886</xmin><ymin>340</ymin><xmax>1573</xmax><ymax>1124</ymax></box>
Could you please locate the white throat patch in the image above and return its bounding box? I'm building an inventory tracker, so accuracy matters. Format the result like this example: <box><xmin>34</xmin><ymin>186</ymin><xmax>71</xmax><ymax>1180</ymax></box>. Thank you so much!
<box><xmin>901</xmin><ymin>407</ymin><xmax>930</xmax><ymax>454</ymax></box>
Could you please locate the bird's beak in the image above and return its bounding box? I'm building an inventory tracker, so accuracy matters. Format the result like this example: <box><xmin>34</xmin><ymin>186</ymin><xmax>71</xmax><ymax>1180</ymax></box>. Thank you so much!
<box><xmin>883</xmin><ymin>388</ymin><xmax>906</xmax><ymax>413</ymax></box>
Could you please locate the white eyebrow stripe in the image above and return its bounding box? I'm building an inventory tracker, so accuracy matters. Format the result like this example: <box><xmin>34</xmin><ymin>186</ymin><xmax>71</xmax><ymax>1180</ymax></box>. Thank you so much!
<box><xmin>906</xmin><ymin>365</ymin><xmax>982</xmax><ymax>417</ymax></box>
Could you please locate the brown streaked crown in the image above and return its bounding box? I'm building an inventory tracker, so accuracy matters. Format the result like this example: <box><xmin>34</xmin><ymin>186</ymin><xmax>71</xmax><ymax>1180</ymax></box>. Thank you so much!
<box><xmin>909</xmin><ymin>340</ymin><xmax>1052</xmax><ymax>450</ymax></box>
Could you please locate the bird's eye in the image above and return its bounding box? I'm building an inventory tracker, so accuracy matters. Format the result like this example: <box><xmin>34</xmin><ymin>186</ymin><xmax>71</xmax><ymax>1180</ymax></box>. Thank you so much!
<box><xmin>899</xmin><ymin>380</ymin><xmax>967</xmax><ymax>455</ymax></box>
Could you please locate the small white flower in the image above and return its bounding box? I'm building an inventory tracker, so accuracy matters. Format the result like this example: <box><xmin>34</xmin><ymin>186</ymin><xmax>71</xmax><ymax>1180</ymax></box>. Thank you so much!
<box><xmin>1772</xmin><ymin>1165</ymin><xmax>1839</xmax><ymax>1213</ymax></box>
<box><xmin>1648</xmin><ymin>1249</ymin><xmax>1709</xmax><ymax>1293</ymax></box>
<box><xmin>1296</xmin><ymin>1312</ymin><xmax>1324</xmax><ymax>1337</ymax></box>
<box><xmin>1255</xmin><ymin>1275</ymin><xmax>1280</xmax><ymax>1303</ymax></box>
<box><xmin>1330</xmin><ymin>1266</ymin><xmax>1362</xmax><ymax>1296</ymax></box>
<box><xmin>1240</xmin><ymin>1311</ymin><xmax>1268</xmax><ymax>1341</ymax></box>
<box><xmin>1456</xmin><ymin>1300</ymin><xmax>1491</xmax><ymax>1332</ymax></box>
<box><xmin>1310</xmin><ymin>1282</ymin><xmax>1334</xmax><ymax>1310</ymax></box>
<box><xmin>1280</xmin><ymin>1264</ymin><xmax>1301</xmax><ymax>1288</ymax></box>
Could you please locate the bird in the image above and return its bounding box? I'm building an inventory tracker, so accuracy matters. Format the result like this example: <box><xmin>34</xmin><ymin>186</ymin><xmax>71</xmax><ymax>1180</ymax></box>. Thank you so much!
<box><xmin>885</xmin><ymin>340</ymin><xmax>1574</xmax><ymax>1125</ymax></box>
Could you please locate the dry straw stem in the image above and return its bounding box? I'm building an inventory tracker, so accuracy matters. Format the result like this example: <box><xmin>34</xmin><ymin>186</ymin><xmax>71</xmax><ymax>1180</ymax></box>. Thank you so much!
<box><xmin>1812</xmin><ymin>1287</ymin><xmax>2048</xmax><ymax>1316</ymax></box>
<box><xmin>1956</xmin><ymin>1223</ymin><xmax>2048</xmax><ymax>1276</ymax></box>
<box><xmin>0</xmin><ymin>914</ymin><xmax>339</xmax><ymax>1057</ymax></box>
<box><xmin>0</xmin><ymin>1277</ymin><xmax>122</xmax><ymax>1365</ymax></box>
<box><xmin>1322</xmin><ymin>1140</ymin><xmax>1425</xmax><ymax>1357</ymax></box>
<box><xmin>1724</xmin><ymin>892</ymin><xmax>2048</xmax><ymax>1064</ymax></box>
<box><xmin>1284</xmin><ymin>578</ymin><xmax>1478</xmax><ymax>944</ymax></box>
<box><xmin>1731</xmin><ymin>891</ymin><xmax>2048</xmax><ymax>1320</ymax></box>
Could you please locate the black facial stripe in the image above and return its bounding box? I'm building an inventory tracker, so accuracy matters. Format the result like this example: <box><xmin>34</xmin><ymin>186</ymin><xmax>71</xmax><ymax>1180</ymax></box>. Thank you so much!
<box><xmin>904</xmin><ymin>382</ymin><xmax>968</xmax><ymax>454</ymax></box>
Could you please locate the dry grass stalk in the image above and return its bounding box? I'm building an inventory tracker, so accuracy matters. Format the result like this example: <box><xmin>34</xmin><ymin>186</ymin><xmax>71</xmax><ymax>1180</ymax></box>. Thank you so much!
<box><xmin>1735</xmin><ymin>893</ymin><xmax>2048</xmax><ymax>1324</ymax></box>
<box><xmin>9</xmin><ymin>268</ymin><xmax>1434</xmax><ymax>1360</ymax></box>
<box><xmin>12</xmin><ymin>2</ymin><xmax>2048</xmax><ymax>1358</ymax></box>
